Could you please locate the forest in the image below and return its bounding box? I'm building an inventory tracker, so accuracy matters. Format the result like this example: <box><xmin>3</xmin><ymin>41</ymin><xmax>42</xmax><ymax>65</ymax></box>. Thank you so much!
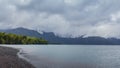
<box><xmin>0</xmin><ymin>32</ymin><xmax>47</xmax><ymax>44</ymax></box>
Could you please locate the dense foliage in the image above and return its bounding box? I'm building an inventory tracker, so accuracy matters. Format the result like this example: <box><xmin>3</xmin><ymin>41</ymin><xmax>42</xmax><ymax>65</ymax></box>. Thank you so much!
<box><xmin>0</xmin><ymin>32</ymin><xmax>47</xmax><ymax>44</ymax></box>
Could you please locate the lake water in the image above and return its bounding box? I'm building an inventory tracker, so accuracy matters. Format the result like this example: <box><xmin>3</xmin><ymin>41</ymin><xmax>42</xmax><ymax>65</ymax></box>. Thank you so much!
<box><xmin>3</xmin><ymin>45</ymin><xmax>120</xmax><ymax>68</ymax></box>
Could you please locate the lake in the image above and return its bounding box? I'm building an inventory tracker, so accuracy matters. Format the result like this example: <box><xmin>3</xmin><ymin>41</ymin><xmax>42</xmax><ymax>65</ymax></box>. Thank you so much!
<box><xmin>3</xmin><ymin>45</ymin><xmax>120</xmax><ymax>68</ymax></box>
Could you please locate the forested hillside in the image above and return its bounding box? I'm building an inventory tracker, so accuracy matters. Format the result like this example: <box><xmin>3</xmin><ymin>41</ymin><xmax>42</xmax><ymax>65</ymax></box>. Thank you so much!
<box><xmin>0</xmin><ymin>32</ymin><xmax>47</xmax><ymax>44</ymax></box>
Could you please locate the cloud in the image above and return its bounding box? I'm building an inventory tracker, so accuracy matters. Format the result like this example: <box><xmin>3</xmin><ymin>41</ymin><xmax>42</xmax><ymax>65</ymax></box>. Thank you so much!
<box><xmin>0</xmin><ymin>0</ymin><xmax>120</xmax><ymax>38</ymax></box>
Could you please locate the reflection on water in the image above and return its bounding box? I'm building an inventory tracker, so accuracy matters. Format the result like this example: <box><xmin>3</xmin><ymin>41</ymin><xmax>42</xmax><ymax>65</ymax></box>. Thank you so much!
<box><xmin>2</xmin><ymin>45</ymin><xmax>120</xmax><ymax>68</ymax></box>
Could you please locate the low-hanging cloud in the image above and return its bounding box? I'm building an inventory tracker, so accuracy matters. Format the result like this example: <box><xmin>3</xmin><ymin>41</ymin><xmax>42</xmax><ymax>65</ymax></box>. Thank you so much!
<box><xmin>0</xmin><ymin>0</ymin><xmax>120</xmax><ymax>38</ymax></box>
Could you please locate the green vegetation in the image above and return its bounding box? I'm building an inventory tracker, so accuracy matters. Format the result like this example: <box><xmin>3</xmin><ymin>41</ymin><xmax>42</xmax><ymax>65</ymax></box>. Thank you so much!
<box><xmin>0</xmin><ymin>32</ymin><xmax>47</xmax><ymax>44</ymax></box>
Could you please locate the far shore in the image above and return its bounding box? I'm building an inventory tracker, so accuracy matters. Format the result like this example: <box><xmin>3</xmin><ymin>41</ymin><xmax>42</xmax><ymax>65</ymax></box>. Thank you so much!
<box><xmin>0</xmin><ymin>46</ymin><xmax>35</xmax><ymax>68</ymax></box>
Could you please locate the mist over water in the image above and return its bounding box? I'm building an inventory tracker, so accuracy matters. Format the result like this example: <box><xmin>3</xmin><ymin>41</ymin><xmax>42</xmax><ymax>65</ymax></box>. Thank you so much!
<box><xmin>3</xmin><ymin>45</ymin><xmax>120</xmax><ymax>68</ymax></box>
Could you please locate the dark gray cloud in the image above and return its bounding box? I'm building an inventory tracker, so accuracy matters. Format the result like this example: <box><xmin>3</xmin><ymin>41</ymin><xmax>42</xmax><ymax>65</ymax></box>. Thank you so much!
<box><xmin>18</xmin><ymin>0</ymin><xmax>65</xmax><ymax>14</ymax></box>
<box><xmin>0</xmin><ymin>0</ymin><xmax>120</xmax><ymax>38</ymax></box>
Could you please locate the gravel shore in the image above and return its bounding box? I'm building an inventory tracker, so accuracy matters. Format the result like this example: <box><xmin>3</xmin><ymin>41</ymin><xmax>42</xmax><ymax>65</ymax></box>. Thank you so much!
<box><xmin>0</xmin><ymin>46</ymin><xmax>35</xmax><ymax>68</ymax></box>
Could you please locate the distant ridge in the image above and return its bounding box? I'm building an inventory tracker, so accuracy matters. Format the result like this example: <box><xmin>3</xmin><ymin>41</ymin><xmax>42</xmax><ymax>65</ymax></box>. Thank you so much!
<box><xmin>0</xmin><ymin>27</ymin><xmax>41</xmax><ymax>38</ymax></box>
<box><xmin>0</xmin><ymin>27</ymin><xmax>120</xmax><ymax>45</ymax></box>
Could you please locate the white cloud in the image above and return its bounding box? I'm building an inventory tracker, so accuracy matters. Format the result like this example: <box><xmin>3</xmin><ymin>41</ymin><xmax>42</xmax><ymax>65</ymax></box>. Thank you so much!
<box><xmin>64</xmin><ymin>0</ymin><xmax>80</xmax><ymax>6</ymax></box>
<box><xmin>0</xmin><ymin>0</ymin><xmax>120</xmax><ymax>38</ymax></box>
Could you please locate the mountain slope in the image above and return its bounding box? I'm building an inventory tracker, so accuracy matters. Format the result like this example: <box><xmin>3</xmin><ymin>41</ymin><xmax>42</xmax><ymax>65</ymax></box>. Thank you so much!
<box><xmin>0</xmin><ymin>27</ymin><xmax>120</xmax><ymax>45</ymax></box>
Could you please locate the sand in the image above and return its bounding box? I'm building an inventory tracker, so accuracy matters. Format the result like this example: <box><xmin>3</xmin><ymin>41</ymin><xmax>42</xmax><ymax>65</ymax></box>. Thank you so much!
<box><xmin>0</xmin><ymin>46</ymin><xmax>35</xmax><ymax>68</ymax></box>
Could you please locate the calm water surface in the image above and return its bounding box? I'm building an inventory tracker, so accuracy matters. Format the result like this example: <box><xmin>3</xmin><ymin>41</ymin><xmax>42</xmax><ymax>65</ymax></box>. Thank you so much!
<box><xmin>3</xmin><ymin>45</ymin><xmax>120</xmax><ymax>68</ymax></box>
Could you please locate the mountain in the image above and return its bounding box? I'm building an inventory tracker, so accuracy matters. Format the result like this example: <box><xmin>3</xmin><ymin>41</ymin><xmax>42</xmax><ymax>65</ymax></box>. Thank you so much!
<box><xmin>0</xmin><ymin>27</ymin><xmax>120</xmax><ymax>45</ymax></box>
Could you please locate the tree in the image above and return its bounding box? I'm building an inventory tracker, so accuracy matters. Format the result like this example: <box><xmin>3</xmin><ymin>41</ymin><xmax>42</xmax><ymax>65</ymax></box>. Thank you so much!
<box><xmin>0</xmin><ymin>32</ymin><xmax>48</xmax><ymax>44</ymax></box>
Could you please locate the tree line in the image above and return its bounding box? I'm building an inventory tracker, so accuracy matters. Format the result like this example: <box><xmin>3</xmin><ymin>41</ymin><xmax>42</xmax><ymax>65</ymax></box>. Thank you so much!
<box><xmin>0</xmin><ymin>32</ymin><xmax>47</xmax><ymax>44</ymax></box>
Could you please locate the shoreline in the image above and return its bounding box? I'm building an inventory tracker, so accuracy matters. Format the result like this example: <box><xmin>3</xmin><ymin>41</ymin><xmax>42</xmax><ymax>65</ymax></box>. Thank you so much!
<box><xmin>0</xmin><ymin>46</ymin><xmax>35</xmax><ymax>68</ymax></box>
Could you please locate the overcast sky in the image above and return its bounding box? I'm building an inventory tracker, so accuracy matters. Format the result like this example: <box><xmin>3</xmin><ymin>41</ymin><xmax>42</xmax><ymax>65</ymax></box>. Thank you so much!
<box><xmin>0</xmin><ymin>0</ymin><xmax>120</xmax><ymax>38</ymax></box>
